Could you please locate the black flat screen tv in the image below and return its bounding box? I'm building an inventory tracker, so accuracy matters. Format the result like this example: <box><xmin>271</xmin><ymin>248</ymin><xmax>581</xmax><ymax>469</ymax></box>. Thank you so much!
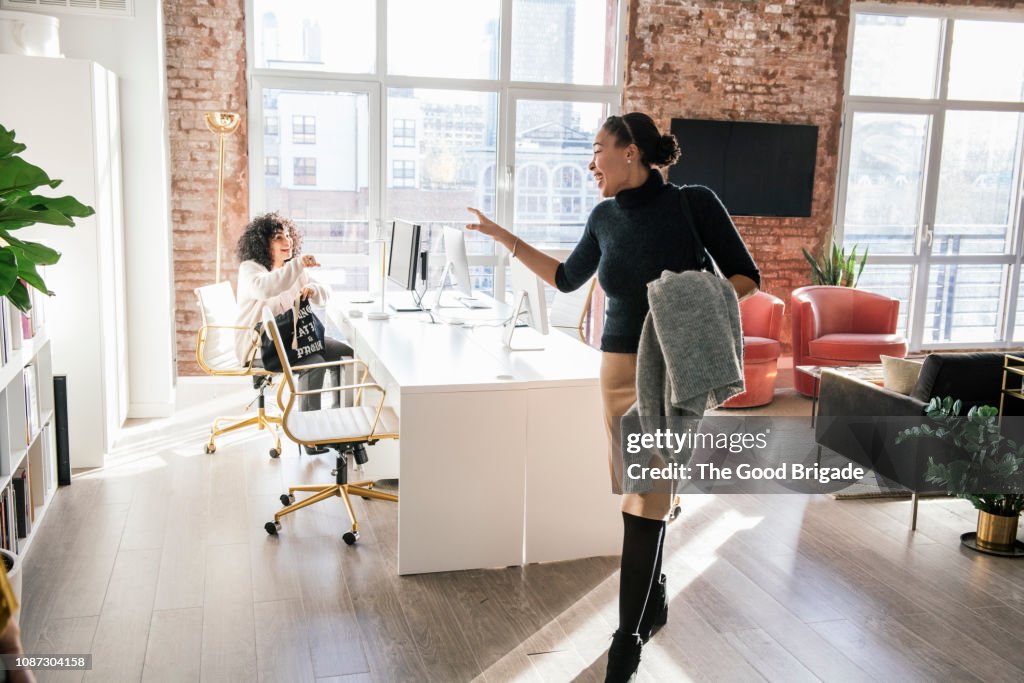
<box><xmin>667</xmin><ymin>118</ymin><xmax>818</xmax><ymax>217</ymax></box>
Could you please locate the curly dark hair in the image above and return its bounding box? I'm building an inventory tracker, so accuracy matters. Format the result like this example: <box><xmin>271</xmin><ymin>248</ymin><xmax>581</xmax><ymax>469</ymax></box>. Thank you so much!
<box><xmin>236</xmin><ymin>212</ymin><xmax>303</xmax><ymax>270</ymax></box>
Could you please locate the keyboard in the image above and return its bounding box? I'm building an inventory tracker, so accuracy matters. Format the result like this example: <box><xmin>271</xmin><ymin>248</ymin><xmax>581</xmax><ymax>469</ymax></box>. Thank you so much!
<box><xmin>458</xmin><ymin>296</ymin><xmax>490</xmax><ymax>310</ymax></box>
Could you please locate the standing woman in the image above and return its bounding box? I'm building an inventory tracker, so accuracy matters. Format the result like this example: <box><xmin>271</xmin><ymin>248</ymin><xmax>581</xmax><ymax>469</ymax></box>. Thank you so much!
<box><xmin>234</xmin><ymin>213</ymin><xmax>353</xmax><ymax>440</ymax></box>
<box><xmin>467</xmin><ymin>112</ymin><xmax>759</xmax><ymax>681</ymax></box>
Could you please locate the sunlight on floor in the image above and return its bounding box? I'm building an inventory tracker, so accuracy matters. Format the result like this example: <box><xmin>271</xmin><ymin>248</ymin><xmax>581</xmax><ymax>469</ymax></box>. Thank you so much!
<box><xmin>473</xmin><ymin>496</ymin><xmax>765</xmax><ymax>681</ymax></box>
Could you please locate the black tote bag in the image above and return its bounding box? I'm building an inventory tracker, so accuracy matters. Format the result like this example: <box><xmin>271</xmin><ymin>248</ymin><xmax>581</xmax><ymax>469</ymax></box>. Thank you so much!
<box><xmin>260</xmin><ymin>296</ymin><xmax>326</xmax><ymax>372</ymax></box>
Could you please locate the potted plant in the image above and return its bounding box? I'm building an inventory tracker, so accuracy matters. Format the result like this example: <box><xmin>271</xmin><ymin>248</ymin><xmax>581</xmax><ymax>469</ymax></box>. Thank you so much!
<box><xmin>0</xmin><ymin>123</ymin><xmax>94</xmax><ymax>312</ymax></box>
<box><xmin>802</xmin><ymin>239</ymin><xmax>869</xmax><ymax>287</ymax></box>
<box><xmin>896</xmin><ymin>397</ymin><xmax>1024</xmax><ymax>553</ymax></box>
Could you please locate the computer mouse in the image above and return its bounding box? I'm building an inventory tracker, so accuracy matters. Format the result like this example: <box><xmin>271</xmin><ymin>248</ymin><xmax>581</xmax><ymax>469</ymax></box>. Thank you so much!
<box><xmin>348</xmin><ymin>309</ymin><xmax>364</xmax><ymax>318</ymax></box>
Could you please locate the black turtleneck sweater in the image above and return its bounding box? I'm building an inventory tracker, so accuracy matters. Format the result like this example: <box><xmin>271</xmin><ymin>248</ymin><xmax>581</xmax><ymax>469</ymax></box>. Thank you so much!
<box><xmin>554</xmin><ymin>171</ymin><xmax>761</xmax><ymax>353</ymax></box>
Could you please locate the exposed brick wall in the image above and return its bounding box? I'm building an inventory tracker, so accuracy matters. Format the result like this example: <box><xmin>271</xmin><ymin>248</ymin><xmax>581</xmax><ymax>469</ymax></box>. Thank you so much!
<box><xmin>624</xmin><ymin>0</ymin><xmax>851</xmax><ymax>350</ymax></box>
<box><xmin>165</xmin><ymin>0</ymin><xmax>248</xmax><ymax>375</ymax></box>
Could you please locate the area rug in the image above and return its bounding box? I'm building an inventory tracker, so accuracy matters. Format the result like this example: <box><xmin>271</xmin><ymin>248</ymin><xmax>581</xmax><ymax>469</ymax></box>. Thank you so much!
<box><xmin>830</xmin><ymin>471</ymin><xmax>913</xmax><ymax>499</ymax></box>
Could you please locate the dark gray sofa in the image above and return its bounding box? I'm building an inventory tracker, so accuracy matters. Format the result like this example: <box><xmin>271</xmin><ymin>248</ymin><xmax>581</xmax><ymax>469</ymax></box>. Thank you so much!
<box><xmin>815</xmin><ymin>352</ymin><xmax>1011</xmax><ymax>527</ymax></box>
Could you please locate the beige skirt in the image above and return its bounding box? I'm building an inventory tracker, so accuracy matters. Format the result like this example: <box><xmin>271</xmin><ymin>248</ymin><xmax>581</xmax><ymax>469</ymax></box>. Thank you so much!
<box><xmin>600</xmin><ymin>352</ymin><xmax>673</xmax><ymax>520</ymax></box>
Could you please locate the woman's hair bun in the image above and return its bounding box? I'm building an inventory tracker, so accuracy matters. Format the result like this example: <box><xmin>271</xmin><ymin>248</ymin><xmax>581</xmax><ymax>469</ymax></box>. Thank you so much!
<box><xmin>654</xmin><ymin>133</ymin><xmax>681</xmax><ymax>167</ymax></box>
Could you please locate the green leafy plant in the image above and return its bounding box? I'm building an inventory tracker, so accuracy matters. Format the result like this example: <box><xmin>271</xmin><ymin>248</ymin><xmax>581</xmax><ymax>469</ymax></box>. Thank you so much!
<box><xmin>0</xmin><ymin>124</ymin><xmax>94</xmax><ymax>313</ymax></box>
<box><xmin>896</xmin><ymin>397</ymin><xmax>1024</xmax><ymax>517</ymax></box>
<box><xmin>802</xmin><ymin>239</ymin><xmax>869</xmax><ymax>287</ymax></box>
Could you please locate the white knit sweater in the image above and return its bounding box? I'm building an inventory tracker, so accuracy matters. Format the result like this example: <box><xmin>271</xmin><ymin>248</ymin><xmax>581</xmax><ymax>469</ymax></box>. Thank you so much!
<box><xmin>234</xmin><ymin>259</ymin><xmax>329</xmax><ymax>364</ymax></box>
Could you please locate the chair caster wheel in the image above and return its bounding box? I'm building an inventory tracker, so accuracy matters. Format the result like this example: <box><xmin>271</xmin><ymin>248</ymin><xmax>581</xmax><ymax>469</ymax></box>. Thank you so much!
<box><xmin>205</xmin><ymin>443</ymin><xmax>216</xmax><ymax>454</ymax></box>
<box><xmin>670</xmin><ymin>505</ymin><xmax>681</xmax><ymax>521</ymax></box>
<box><xmin>265</xmin><ymin>521</ymin><xmax>281</xmax><ymax>535</ymax></box>
<box><xmin>269</xmin><ymin>448</ymin><xmax>280</xmax><ymax>459</ymax></box>
<box><xmin>342</xmin><ymin>531</ymin><xmax>359</xmax><ymax>545</ymax></box>
<box><xmin>280</xmin><ymin>493</ymin><xmax>294</xmax><ymax>507</ymax></box>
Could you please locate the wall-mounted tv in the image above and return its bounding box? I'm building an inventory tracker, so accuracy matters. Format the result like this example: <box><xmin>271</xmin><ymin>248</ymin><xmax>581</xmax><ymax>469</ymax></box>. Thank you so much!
<box><xmin>667</xmin><ymin>118</ymin><xmax>819</xmax><ymax>217</ymax></box>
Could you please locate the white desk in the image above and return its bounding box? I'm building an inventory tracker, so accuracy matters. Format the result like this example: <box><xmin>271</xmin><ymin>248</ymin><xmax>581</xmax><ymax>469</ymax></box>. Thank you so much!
<box><xmin>329</xmin><ymin>294</ymin><xmax>621</xmax><ymax>574</ymax></box>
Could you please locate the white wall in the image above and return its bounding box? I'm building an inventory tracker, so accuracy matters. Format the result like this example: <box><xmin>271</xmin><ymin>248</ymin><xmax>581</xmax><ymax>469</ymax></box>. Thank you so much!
<box><xmin>57</xmin><ymin>1</ymin><xmax>176</xmax><ymax>417</ymax></box>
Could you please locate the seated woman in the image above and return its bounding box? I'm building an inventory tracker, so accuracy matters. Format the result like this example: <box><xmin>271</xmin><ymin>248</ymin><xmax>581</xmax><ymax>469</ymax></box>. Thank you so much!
<box><xmin>234</xmin><ymin>212</ymin><xmax>352</xmax><ymax>443</ymax></box>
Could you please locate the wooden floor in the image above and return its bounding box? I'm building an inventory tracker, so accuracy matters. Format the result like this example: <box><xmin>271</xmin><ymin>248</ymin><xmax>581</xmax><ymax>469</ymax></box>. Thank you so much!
<box><xmin>18</xmin><ymin>387</ymin><xmax>1024</xmax><ymax>683</ymax></box>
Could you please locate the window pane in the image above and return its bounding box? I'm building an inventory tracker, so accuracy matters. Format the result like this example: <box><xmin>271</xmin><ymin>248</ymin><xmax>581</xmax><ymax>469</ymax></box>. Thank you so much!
<box><xmin>513</xmin><ymin>100</ymin><xmax>607</xmax><ymax>249</ymax></box>
<box><xmin>842</xmin><ymin>113</ymin><xmax>929</xmax><ymax>255</ymax></box>
<box><xmin>262</xmin><ymin>88</ymin><xmax>371</xmax><ymax>290</ymax></box>
<box><xmin>511</xmin><ymin>0</ymin><xmax>619</xmax><ymax>85</ymax></box>
<box><xmin>948</xmin><ymin>20</ymin><xmax>1024</xmax><ymax>103</ymax></box>
<box><xmin>253</xmin><ymin>0</ymin><xmax>375</xmax><ymax>73</ymax></box>
<box><xmin>386</xmin><ymin>88</ymin><xmax>498</xmax><ymax>291</ymax></box>
<box><xmin>849</xmin><ymin>14</ymin><xmax>942</xmax><ymax>98</ymax></box>
<box><xmin>388</xmin><ymin>0</ymin><xmax>500</xmax><ymax>79</ymax></box>
<box><xmin>924</xmin><ymin>264</ymin><xmax>1006</xmax><ymax>344</ymax></box>
<box><xmin>934</xmin><ymin>112</ymin><xmax>1021</xmax><ymax>256</ymax></box>
<box><xmin>1014</xmin><ymin>271</ymin><xmax>1024</xmax><ymax>342</ymax></box>
<box><xmin>857</xmin><ymin>264</ymin><xmax>915</xmax><ymax>338</ymax></box>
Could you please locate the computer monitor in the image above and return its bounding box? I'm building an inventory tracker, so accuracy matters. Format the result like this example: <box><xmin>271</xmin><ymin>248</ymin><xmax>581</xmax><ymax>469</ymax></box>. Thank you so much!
<box><xmin>504</xmin><ymin>257</ymin><xmax>549</xmax><ymax>349</ymax></box>
<box><xmin>442</xmin><ymin>226</ymin><xmax>473</xmax><ymax>298</ymax></box>
<box><xmin>388</xmin><ymin>219</ymin><xmax>421</xmax><ymax>290</ymax></box>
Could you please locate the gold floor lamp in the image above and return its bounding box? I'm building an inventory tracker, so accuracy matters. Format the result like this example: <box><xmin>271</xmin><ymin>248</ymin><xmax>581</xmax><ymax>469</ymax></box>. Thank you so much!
<box><xmin>205</xmin><ymin>111</ymin><xmax>242</xmax><ymax>282</ymax></box>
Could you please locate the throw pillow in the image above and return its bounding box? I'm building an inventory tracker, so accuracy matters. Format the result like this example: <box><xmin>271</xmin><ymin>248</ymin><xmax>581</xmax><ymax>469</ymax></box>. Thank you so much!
<box><xmin>881</xmin><ymin>355</ymin><xmax>924</xmax><ymax>395</ymax></box>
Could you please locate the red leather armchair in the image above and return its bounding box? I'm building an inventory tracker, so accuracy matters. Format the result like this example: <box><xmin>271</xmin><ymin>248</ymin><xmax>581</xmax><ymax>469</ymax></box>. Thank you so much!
<box><xmin>723</xmin><ymin>291</ymin><xmax>785</xmax><ymax>408</ymax></box>
<box><xmin>791</xmin><ymin>285</ymin><xmax>907</xmax><ymax>396</ymax></box>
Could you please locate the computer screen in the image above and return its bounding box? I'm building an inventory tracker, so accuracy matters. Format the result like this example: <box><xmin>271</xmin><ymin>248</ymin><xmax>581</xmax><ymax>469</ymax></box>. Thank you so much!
<box><xmin>509</xmin><ymin>257</ymin><xmax>549</xmax><ymax>335</ymax></box>
<box><xmin>388</xmin><ymin>219</ymin><xmax>421</xmax><ymax>290</ymax></box>
<box><xmin>442</xmin><ymin>227</ymin><xmax>473</xmax><ymax>298</ymax></box>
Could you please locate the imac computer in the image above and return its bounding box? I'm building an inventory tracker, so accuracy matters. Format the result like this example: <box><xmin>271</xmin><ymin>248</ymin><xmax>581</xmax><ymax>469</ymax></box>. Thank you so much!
<box><xmin>439</xmin><ymin>227</ymin><xmax>489</xmax><ymax>309</ymax></box>
<box><xmin>388</xmin><ymin>219</ymin><xmax>428</xmax><ymax>312</ymax></box>
<box><xmin>504</xmin><ymin>257</ymin><xmax>549</xmax><ymax>349</ymax></box>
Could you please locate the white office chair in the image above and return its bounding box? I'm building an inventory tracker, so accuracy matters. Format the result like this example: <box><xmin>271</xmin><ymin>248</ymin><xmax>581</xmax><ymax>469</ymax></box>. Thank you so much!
<box><xmin>260</xmin><ymin>308</ymin><xmax>399</xmax><ymax>545</ymax></box>
<box><xmin>195</xmin><ymin>281</ymin><xmax>283</xmax><ymax>457</ymax></box>
<box><xmin>549</xmin><ymin>276</ymin><xmax>597</xmax><ymax>343</ymax></box>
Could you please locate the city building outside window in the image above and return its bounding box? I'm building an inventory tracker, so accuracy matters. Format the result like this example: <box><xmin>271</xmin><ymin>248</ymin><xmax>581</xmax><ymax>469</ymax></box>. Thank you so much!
<box><xmin>293</xmin><ymin>157</ymin><xmax>316</xmax><ymax>186</ymax></box>
<box><xmin>264</xmin><ymin>116</ymin><xmax>278</xmax><ymax>136</ymax></box>
<box><xmin>292</xmin><ymin>115</ymin><xmax>316</xmax><ymax>144</ymax></box>
<box><xmin>392</xmin><ymin>160</ymin><xmax>415</xmax><ymax>187</ymax></box>
<box><xmin>265</xmin><ymin>156</ymin><xmax>279</xmax><ymax>176</ymax></box>
<box><xmin>393</xmin><ymin>118</ymin><xmax>415</xmax><ymax>148</ymax></box>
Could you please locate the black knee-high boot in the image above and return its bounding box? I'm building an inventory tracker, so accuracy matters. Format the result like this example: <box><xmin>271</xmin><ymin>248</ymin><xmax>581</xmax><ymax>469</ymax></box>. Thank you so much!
<box><xmin>606</xmin><ymin>512</ymin><xmax>665</xmax><ymax>682</ymax></box>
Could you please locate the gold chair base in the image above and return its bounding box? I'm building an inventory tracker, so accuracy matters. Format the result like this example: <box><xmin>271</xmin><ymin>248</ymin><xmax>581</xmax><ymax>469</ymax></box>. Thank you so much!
<box><xmin>273</xmin><ymin>480</ymin><xmax>398</xmax><ymax>538</ymax></box>
<box><xmin>206</xmin><ymin>406</ymin><xmax>282</xmax><ymax>456</ymax></box>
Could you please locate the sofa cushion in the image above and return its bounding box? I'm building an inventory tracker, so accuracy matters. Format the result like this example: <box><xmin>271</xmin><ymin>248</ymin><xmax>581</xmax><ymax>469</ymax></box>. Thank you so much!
<box><xmin>808</xmin><ymin>333</ymin><xmax>907</xmax><ymax>362</ymax></box>
<box><xmin>881</xmin><ymin>355</ymin><xmax>924</xmax><ymax>395</ymax></box>
<box><xmin>744</xmin><ymin>336</ymin><xmax>781</xmax><ymax>362</ymax></box>
<box><xmin>910</xmin><ymin>352</ymin><xmax>1004</xmax><ymax>413</ymax></box>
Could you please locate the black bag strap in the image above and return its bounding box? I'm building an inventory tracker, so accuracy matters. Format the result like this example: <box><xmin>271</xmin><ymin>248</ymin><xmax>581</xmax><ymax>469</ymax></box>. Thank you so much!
<box><xmin>678</xmin><ymin>186</ymin><xmax>720</xmax><ymax>277</ymax></box>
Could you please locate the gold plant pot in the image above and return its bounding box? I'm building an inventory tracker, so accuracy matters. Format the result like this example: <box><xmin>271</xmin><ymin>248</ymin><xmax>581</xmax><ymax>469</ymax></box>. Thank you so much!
<box><xmin>976</xmin><ymin>510</ymin><xmax>1020</xmax><ymax>551</ymax></box>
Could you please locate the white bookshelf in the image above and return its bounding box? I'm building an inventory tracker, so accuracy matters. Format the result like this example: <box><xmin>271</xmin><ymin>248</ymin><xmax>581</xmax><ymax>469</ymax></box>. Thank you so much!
<box><xmin>0</xmin><ymin>296</ymin><xmax>59</xmax><ymax>561</ymax></box>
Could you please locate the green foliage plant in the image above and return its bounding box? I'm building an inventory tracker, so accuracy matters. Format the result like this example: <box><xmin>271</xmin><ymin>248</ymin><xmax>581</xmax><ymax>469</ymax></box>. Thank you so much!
<box><xmin>896</xmin><ymin>397</ymin><xmax>1024</xmax><ymax>517</ymax></box>
<box><xmin>801</xmin><ymin>239</ymin><xmax>869</xmax><ymax>287</ymax></box>
<box><xmin>0</xmin><ymin>124</ymin><xmax>95</xmax><ymax>313</ymax></box>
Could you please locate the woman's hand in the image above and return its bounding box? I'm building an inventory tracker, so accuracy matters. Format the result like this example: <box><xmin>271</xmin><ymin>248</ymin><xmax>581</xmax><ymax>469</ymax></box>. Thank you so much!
<box><xmin>301</xmin><ymin>254</ymin><xmax>320</xmax><ymax>268</ymax></box>
<box><xmin>299</xmin><ymin>286</ymin><xmax>315</xmax><ymax>300</ymax></box>
<box><xmin>465</xmin><ymin>207</ymin><xmax>505</xmax><ymax>239</ymax></box>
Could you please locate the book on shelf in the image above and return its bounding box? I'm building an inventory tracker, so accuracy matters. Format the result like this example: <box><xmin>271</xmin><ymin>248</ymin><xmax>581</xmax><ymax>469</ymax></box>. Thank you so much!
<box><xmin>0</xmin><ymin>296</ymin><xmax>8</xmax><ymax>367</ymax></box>
<box><xmin>23</xmin><ymin>364</ymin><xmax>40</xmax><ymax>444</ymax></box>
<box><xmin>5</xmin><ymin>299</ymin><xmax>21</xmax><ymax>352</ymax></box>
<box><xmin>11</xmin><ymin>470</ymin><xmax>30</xmax><ymax>539</ymax></box>
<box><xmin>0</xmin><ymin>485</ymin><xmax>15</xmax><ymax>553</ymax></box>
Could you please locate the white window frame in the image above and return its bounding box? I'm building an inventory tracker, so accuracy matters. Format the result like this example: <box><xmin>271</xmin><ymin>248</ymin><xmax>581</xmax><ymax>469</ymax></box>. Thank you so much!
<box><xmin>245</xmin><ymin>0</ymin><xmax>627</xmax><ymax>294</ymax></box>
<box><xmin>836</xmin><ymin>4</ymin><xmax>1024</xmax><ymax>350</ymax></box>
